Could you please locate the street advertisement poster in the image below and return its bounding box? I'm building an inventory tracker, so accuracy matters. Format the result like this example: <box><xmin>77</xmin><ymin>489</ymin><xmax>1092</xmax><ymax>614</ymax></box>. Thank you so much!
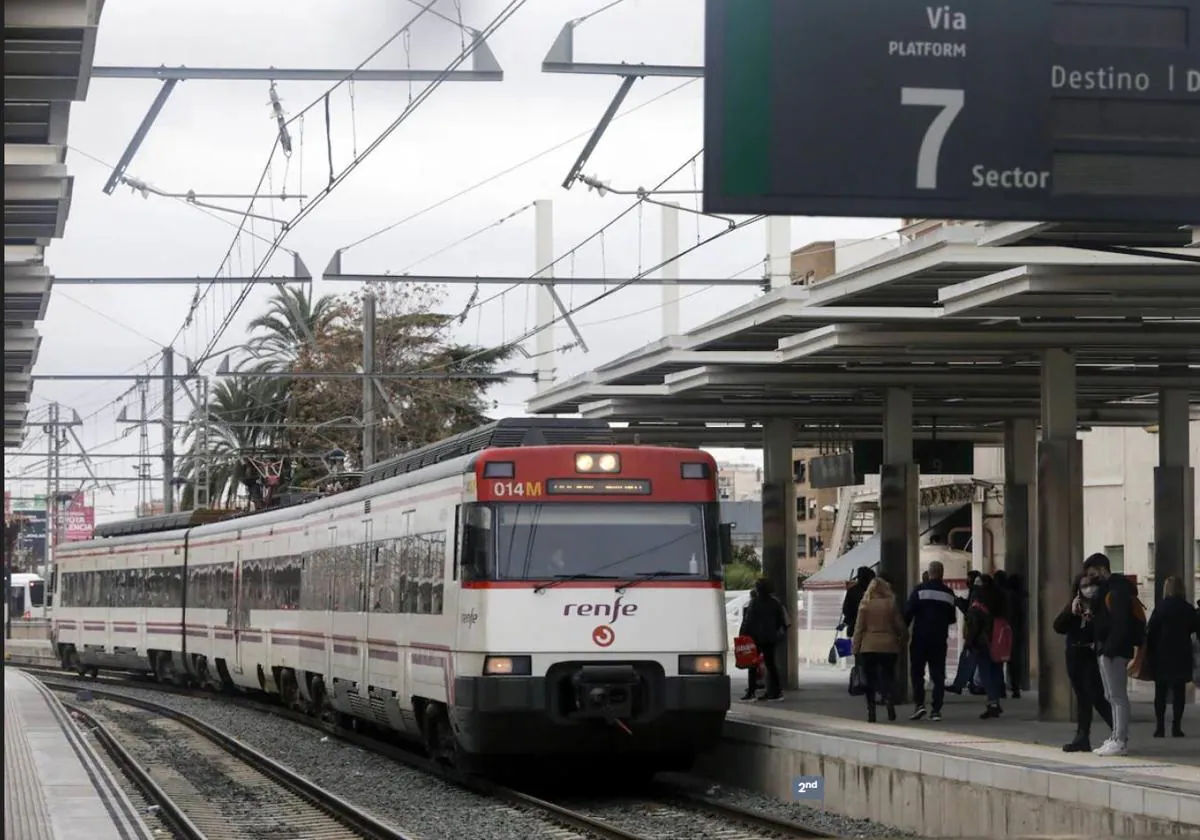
<box><xmin>65</xmin><ymin>492</ymin><xmax>95</xmax><ymax>542</ymax></box>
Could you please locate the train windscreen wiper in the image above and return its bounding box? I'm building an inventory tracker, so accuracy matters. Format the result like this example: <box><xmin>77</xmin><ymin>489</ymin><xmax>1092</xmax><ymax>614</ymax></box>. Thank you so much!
<box><xmin>532</xmin><ymin>573</ymin><xmax>613</xmax><ymax>594</ymax></box>
<box><xmin>615</xmin><ymin>571</ymin><xmax>695</xmax><ymax>593</ymax></box>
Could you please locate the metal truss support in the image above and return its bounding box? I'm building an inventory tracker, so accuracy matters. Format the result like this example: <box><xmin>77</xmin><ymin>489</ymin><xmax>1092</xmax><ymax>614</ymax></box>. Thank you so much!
<box><xmin>101</xmin><ymin>78</ymin><xmax>179</xmax><ymax>195</ymax></box>
<box><xmin>38</xmin><ymin>375</ymin><xmax>197</xmax><ymax>382</ymax></box>
<box><xmin>320</xmin><ymin>271</ymin><xmax>760</xmax><ymax>287</ymax></box>
<box><xmin>542</xmin><ymin>22</ymin><xmax>703</xmax><ymax>77</ymax></box>
<box><xmin>91</xmin><ymin>50</ymin><xmax>505</xmax><ymax>82</ymax></box>
<box><xmin>562</xmin><ymin>75</ymin><xmax>637</xmax><ymax>189</ymax></box>
<box><xmin>212</xmin><ymin>366</ymin><xmax>539</xmax><ymax>382</ymax></box>
<box><xmin>52</xmin><ymin>253</ymin><xmax>313</xmax><ymax>286</ymax></box>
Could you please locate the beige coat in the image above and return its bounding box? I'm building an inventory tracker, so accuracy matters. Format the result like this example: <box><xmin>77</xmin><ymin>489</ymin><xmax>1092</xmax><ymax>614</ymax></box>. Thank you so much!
<box><xmin>852</xmin><ymin>595</ymin><xmax>908</xmax><ymax>655</ymax></box>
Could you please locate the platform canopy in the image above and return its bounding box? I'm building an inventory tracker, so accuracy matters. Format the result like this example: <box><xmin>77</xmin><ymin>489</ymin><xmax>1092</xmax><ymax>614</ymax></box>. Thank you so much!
<box><xmin>527</xmin><ymin>220</ymin><xmax>1200</xmax><ymax>447</ymax></box>
<box><xmin>4</xmin><ymin>0</ymin><xmax>104</xmax><ymax>448</ymax></box>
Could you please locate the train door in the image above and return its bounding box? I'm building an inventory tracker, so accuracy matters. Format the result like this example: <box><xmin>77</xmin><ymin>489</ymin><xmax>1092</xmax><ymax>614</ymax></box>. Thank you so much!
<box><xmin>232</xmin><ymin>546</ymin><xmax>245</xmax><ymax>674</ymax></box>
<box><xmin>361</xmin><ymin>518</ymin><xmax>374</xmax><ymax>690</ymax></box>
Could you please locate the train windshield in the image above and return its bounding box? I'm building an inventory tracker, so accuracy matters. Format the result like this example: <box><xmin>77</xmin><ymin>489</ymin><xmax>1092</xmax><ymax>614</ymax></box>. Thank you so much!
<box><xmin>487</xmin><ymin>503</ymin><xmax>719</xmax><ymax>581</ymax></box>
<box><xmin>28</xmin><ymin>581</ymin><xmax>44</xmax><ymax>608</ymax></box>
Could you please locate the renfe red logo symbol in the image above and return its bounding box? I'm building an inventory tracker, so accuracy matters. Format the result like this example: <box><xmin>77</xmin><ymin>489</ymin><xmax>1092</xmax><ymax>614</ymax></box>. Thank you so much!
<box><xmin>563</xmin><ymin>595</ymin><xmax>638</xmax><ymax>623</ymax></box>
<box><xmin>592</xmin><ymin>625</ymin><xmax>615</xmax><ymax>647</ymax></box>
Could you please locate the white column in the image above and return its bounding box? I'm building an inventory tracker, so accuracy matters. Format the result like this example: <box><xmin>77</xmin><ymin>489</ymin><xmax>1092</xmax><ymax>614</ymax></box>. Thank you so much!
<box><xmin>767</xmin><ymin>217</ymin><xmax>792</xmax><ymax>289</ymax></box>
<box><xmin>660</xmin><ymin>202</ymin><xmax>680</xmax><ymax>337</ymax></box>
<box><xmin>534</xmin><ymin>199</ymin><xmax>555</xmax><ymax>393</ymax></box>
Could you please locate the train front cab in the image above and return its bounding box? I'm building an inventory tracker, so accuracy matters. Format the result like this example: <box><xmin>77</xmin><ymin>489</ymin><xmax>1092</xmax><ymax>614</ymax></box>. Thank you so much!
<box><xmin>448</xmin><ymin>445</ymin><xmax>734</xmax><ymax>774</ymax></box>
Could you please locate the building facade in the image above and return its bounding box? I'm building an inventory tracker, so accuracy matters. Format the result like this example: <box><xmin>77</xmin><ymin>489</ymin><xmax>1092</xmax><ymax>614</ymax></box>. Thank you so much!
<box><xmin>791</xmin><ymin>449</ymin><xmax>839</xmax><ymax>574</ymax></box>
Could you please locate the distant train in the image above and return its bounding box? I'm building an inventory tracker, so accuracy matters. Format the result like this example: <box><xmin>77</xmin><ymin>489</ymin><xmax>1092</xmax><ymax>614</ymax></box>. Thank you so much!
<box><xmin>52</xmin><ymin>418</ymin><xmax>733</xmax><ymax>774</ymax></box>
<box><xmin>7</xmin><ymin>572</ymin><xmax>45</xmax><ymax>621</ymax></box>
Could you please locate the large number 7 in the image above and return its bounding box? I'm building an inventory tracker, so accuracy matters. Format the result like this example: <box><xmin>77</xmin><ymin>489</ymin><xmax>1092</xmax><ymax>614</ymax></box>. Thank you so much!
<box><xmin>901</xmin><ymin>87</ymin><xmax>965</xmax><ymax>190</ymax></box>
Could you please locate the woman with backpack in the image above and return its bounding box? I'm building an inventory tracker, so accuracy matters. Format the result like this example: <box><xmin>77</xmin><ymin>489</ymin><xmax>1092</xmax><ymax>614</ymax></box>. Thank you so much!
<box><xmin>962</xmin><ymin>575</ymin><xmax>1011</xmax><ymax>719</ymax></box>
<box><xmin>1145</xmin><ymin>575</ymin><xmax>1199</xmax><ymax>738</ymax></box>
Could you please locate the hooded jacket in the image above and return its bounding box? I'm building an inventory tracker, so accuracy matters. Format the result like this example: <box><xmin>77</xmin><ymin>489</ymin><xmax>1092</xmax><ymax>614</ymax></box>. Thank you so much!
<box><xmin>1091</xmin><ymin>574</ymin><xmax>1140</xmax><ymax>660</ymax></box>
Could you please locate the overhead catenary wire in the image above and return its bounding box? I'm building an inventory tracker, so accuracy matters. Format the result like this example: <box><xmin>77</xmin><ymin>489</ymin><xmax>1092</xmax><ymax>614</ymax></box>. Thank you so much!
<box><xmin>165</xmin><ymin>0</ymin><xmax>450</xmax><ymax>352</ymax></box>
<box><xmin>190</xmin><ymin>0</ymin><xmax>530</xmax><ymax>370</ymax></box>
<box><xmin>337</xmin><ymin>77</ymin><xmax>700</xmax><ymax>253</ymax></box>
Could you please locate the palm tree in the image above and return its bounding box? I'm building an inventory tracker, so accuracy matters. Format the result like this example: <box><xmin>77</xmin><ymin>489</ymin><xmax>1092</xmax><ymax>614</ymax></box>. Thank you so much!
<box><xmin>243</xmin><ymin>285</ymin><xmax>339</xmax><ymax>371</ymax></box>
<box><xmin>175</xmin><ymin>376</ymin><xmax>291</xmax><ymax>509</ymax></box>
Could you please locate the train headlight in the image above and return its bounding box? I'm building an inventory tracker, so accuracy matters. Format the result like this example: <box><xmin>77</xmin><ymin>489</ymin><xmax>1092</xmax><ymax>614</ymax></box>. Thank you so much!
<box><xmin>679</xmin><ymin>655</ymin><xmax>724</xmax><ymax>676</ymax></box>
<box><xmin>483</xmin><ymin>655</ymin><xmax>532</xmax><ymax>676</ymax></box>
<box><xmin>575</xmin><ymin>452</ymin><xmax>620</xmax><ymax>473</ymax></box>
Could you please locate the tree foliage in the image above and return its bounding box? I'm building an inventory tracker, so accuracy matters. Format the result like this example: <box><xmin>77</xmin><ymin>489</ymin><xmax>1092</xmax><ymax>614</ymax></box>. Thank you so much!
<box><xmin>175</xmin><ymin>282</ymin><xmax>515</xmax><ymax>507</ymax></box>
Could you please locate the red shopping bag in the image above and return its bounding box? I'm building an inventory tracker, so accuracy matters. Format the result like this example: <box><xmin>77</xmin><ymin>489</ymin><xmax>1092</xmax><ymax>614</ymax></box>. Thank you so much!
<box><xmin>734</xmin><ymin>635</ymin><xmax>761</xmax><ymax>669</ymax></box>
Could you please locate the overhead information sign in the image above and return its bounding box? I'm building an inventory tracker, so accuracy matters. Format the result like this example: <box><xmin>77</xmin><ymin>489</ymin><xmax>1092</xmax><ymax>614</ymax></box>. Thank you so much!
<box><xmin>703</xmin><ymin>0</ymin><xmax>1200</xmax><ymax>224</ymax></box>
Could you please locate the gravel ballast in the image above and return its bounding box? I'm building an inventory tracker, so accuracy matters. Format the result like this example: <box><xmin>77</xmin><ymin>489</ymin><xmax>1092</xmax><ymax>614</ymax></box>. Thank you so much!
<box><xmin>41</xmin><ymin>674</ymin><xmax>913</xmax><ymax>839</ymax></box>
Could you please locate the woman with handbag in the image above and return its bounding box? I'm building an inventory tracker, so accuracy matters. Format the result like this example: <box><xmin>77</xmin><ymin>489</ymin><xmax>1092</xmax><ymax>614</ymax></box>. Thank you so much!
<box><xmin>1145</xmin><ymin>576</ymin><xmax>1199</xmax><ymax>738</ymax></box>
<box><xmin>740</xmin><ymin>580</ymin><xmax>789</xmax><ymax>701</ymax></box>
<box><xmin>851</xmin><ymin>577</ymin><xmax>908</xmax><ymax>722</ymax></box>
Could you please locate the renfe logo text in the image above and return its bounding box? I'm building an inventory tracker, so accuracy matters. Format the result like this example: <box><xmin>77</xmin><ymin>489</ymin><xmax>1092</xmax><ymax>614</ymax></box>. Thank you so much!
<box><xmin>564</xmin><ymin>596</ymin><xmax>638</xmax><ymax>623</ymax></box>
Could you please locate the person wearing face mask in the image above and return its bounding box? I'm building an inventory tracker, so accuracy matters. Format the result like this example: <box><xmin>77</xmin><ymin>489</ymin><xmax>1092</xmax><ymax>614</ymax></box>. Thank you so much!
<box><xmin>1053</xmin><ymin>573</ymin><xmax>1113</xmax><ymax>752</ymax></box>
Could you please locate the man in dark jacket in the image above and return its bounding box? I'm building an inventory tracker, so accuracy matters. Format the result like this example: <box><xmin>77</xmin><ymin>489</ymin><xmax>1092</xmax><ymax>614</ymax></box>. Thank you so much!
<box><xmin>1084</xmin><ymin>552</ymin><xmax>1141</xmax><ymax>756</ymax></box>
<box><xmin>904</xmin><ymin>560</ymin><xmax>958</xmax><ymax>720</ymax></box>
<box><xmin>839</xmin><ymin>566</ymin><xmax>876</xmax><ymax>637</ymax></box>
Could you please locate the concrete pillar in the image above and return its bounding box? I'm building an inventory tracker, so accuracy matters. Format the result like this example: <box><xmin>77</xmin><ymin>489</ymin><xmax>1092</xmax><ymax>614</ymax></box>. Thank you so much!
<box><xmin>1003</xmin><ymin>418</ymin><xmax>1036</xmax><ymax>691</ymax></box>
<box><xmin>762</xmin><ymin>418</ymin><xmax>799</xmax><ymax>690</ymax></box>
<box><xmin>879</xmin><ymin>388</ymin><xmax>919</xmax><ymax>704</ymax></box>
<box><xmin>1036</xmin><ymin>349</ymin><xmax>1082</xmax><ymax>722</ymax></box>
<box><xmin>660</xmin><ymin>202</ymin><xmax>680</xmax><ymax>337</ymax></box>
<box><xmin>1153</xmin><ymin>385</ymin><xmax>1195</xmax><ymax>605</ymax></box>
<box><xmin>534</xmin><ymin>199</ymin><xmax>555</xmax><ymax>393</ymax></box>
<box><xmin>767</xmin><ymin>217</ymin><xmax>791</xmax><ymax>290</ymax></box>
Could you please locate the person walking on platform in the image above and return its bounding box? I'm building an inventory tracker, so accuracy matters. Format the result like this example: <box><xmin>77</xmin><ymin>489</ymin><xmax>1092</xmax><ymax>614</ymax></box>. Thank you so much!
<box><xmin>1054</xmin><ymin>573</ymin><xmax>1113</xmax><ymax>752</ymax></box>
<box><xmin>904</xmin><ymin>560</ymin><xmax>958</xmax><ymax>721</ymax></box>
<box><xmin>1145</xmin><ymin>576</ymin><xmax>1199</xmax><ymax>738</ymax></box>
<box><xmin>741</xmin><ymin>578</ymin><xmax>789</xmax><ymax>702</ymax></box>
<box><xmin>946</xmin><ymin>570</ymin><xmax>983</xmax><ymax>695</ymax></box>
<box><xmin>1084</xmin><ymin>552</ymin><xmax>1143</xmax><ymax>757</ymax></box>
<box><xmin>852</xmin><ymin>577</ymin><xmax>908</xmax><ymax>723</ymax></box>
<box><xmin>839</xmin><ymin>566</ymin><xmax>876</xmax><ymax>639</ymax></box>
<box><xmin>962</xmin><ymin>575</ymin><xmax>1010</xmax><ymax>719</ymax></box>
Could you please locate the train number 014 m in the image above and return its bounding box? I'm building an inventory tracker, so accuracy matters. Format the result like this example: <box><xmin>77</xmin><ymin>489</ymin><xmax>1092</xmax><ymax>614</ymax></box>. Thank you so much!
<box><xmin>491</xmin><ymin>480</ymin><xmax>544</xmax><ymax>497</ymax></box>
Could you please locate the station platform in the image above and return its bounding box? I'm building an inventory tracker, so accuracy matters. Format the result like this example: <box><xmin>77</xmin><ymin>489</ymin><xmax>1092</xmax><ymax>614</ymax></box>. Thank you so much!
<box><xmin>4</xmin><ymin>638</ymin><xmax>60</xmax><ymax>667</ymax></box>
<box><xmin>4</xmin><ymin>668</ymin><xmax>154</xmax><ymax>840</ymax></box>
<box><xmin>699</xmin><ymin>662</ymin><xmax>1200</xmax><ymax>838</ymax></box>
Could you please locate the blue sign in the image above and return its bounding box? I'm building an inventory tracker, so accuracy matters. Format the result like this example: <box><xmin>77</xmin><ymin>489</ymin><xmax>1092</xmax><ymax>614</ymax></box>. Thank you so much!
<box><xmin>793</xmin><ymin>775</ymin><xmax>824</xmax><ymax>801</ymax></box>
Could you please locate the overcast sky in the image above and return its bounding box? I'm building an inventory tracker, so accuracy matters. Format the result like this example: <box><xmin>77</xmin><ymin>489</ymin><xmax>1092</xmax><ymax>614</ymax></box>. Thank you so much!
<box><xmin>6</xmin><ymin>0</ymin><xmax>899</xmax><ymax>523</ymax></box>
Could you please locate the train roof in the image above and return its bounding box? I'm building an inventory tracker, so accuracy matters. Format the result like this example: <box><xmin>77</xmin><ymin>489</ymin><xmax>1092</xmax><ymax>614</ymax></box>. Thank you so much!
<box><xmin>363</xmin><ymin>416</ymin><xmax>614</xmax><ymax>484</ymax></box>
<box><xmin>86</xmin><ymin>417</ymin><xmax>616</xmax><ymax>540</ymax></box>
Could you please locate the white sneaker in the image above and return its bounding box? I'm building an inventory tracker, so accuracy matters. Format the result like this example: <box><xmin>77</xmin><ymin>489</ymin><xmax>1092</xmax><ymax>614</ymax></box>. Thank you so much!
<box><xmin>1091</xmin><ymin>735</ymin><xmax>1115</xmax><ymax>754</ymax></box>
<box><xmin>1094</xmin><ymin>739</ymin><xmax>1128</xmax><ymax>757</ymax></box>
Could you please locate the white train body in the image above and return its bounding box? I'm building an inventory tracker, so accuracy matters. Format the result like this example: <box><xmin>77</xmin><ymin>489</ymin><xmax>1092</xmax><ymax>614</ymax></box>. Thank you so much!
<box><xmin>51</xmin><ymin>420</ymin><xmax>732</xmax><ymax>768</ymax></box>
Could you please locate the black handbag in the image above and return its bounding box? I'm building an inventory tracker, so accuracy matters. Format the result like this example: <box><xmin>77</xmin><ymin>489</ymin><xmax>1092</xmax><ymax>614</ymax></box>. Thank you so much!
<box><xmin>848</xmin><ymin>664</ymin><xmax>867</xmax><ymax>696</ymax></box>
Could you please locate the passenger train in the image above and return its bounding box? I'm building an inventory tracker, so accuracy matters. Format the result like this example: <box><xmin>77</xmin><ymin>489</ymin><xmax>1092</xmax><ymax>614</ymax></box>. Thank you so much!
<box><xmin>51</xmin><ymin>418</ymin><xmax>733</xmax><ymax>774</ymax></box>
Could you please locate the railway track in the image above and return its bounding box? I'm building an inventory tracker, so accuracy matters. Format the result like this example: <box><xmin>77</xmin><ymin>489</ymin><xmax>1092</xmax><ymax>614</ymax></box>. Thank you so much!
<box><xmin>26</xmin><ymin>665</ymin><xmax>834</xmax><ymax>839</ymax></box>
<box><xmin>61</xmin><ymin>693</ymin><xmax>416</xmax><ymax>840</ymax></box>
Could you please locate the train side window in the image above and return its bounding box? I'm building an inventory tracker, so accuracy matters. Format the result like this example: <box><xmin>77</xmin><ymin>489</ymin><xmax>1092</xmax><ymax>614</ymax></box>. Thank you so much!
<box><xmin>459</xmin><ymin>504</ymin><xmax>492</xmax><ymax>582</ymax></box>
